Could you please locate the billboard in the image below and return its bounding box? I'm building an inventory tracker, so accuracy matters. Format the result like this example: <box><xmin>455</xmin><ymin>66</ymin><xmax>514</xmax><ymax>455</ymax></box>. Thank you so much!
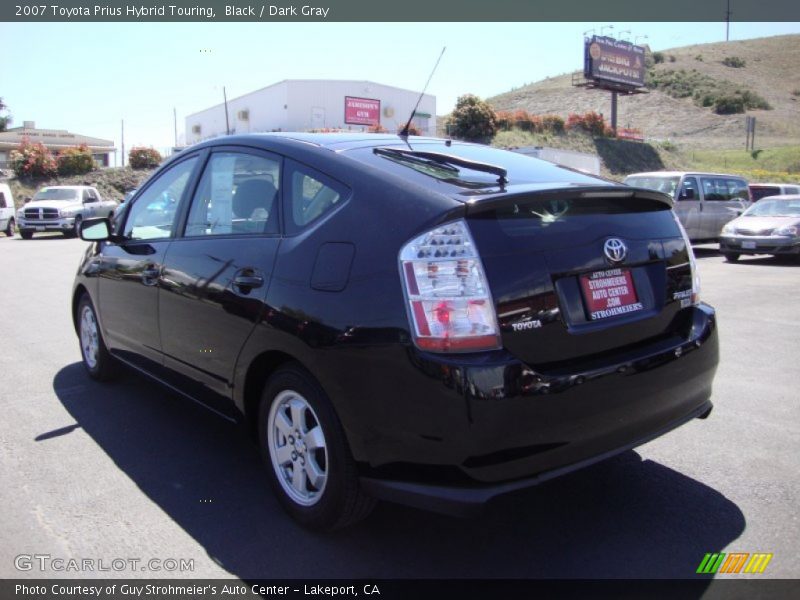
<box><xmin>344</xmin><ymin>96</ymin><xmax>381</xmax><ymax>126</ymax></box>
<box><xmin>584</xmin><ymin>36</ymin><xmax>646</xmax><ymax>89</ymax></box>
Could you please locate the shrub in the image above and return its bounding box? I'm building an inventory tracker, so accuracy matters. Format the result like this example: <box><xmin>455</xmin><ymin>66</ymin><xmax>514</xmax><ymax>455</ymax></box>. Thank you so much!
<box><xmin>695</xmin><ymin>54</ymin><xmax>704</xmax><ymax>61</ymax></box>
<box><xmin>512</xmin><ymin>109</ymin><xmax>531</xmax><ymax>131</ymax></box>
<box><xmin>57</xmin><ymin>145</ymin><xmax>95</xmax><ymax>176</ymax></box>
<box><xmin>722</xmin><ymin>56</ymin><xmax>746</xmax><ymax>68</ymax></box>
<box><xmin>566</xmin><ymin>111</ymin><xmax>609</xmax><ymax>137</ymax></box>
<box><xmin>714</xmin><ymin>95</ymin><xmax>746</xmax><ymax>114</ymax></box>
<box><xmin>652</xmin><ymin>52</ymin><xmax>665</xmax><ymax>64</ymax></box>
<box><xmin>367</xmin><ymin>123</ymin><xmax>388</xmax><ymax>133</ymax></box>
<box><xmin>447</xmin><ymin>94</ymin><xmax>498</xmax><ymax>143</ymax></box>
<box><xmin>9</xmin><ymin>139</ymin><xmax>58</xmax><ymax>178</ymax></box>
<box><xmin>495</xmin><ymin>111</ymin><xmax>514</xmax><ymax>131</ymax></box>
<box><xmin>541</xmin><ymin>114</ymin><xmax>565</xmax><ymax>134</ymax></box>
<box><xmin>668</xmin><ymin>54</ymin><xmax>677</xmax><ymax>63</ymax></box>
<box><xmin>128</xmin><ymin>147</ymin><xmax>162</xmax><ymax>169</ymax></box>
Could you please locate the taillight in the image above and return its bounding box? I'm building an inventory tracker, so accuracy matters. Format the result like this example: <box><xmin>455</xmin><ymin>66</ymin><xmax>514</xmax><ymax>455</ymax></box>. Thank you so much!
<box><xmin>399</xmin><ymin>219</ymin><xmax>501</xmax><ymax>352</ymax></box>
<box><xmin>673</xmin><ymin>213</ymin><xmax>701</xmax><ymax>305</ymax></box>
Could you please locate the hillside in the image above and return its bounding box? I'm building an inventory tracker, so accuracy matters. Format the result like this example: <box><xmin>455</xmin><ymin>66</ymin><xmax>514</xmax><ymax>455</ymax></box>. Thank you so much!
<box><xmin>488</xmin><ymin>34</ymin><xmax>800</xmax><ymax>149</ymax></box>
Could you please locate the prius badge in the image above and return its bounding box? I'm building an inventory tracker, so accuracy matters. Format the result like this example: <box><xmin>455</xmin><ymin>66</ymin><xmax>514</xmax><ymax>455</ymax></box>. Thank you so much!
<box><xmin>603</xmin><ymin>238</ymin><xmax>627</xmax><ymax>264</ymax></box>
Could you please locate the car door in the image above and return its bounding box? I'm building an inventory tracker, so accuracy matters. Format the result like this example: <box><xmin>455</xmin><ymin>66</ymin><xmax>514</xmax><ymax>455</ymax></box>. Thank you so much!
<box><xmin>675</xmin><ymin>176</ymin><xmax>702</xmax><ymax>240</ymax></box>
<box><xmin>96</xmin><ymin>155</ymin><xmax>200</xmax><ymax>374</ymax></box>
<box><xmin>157</xmin><ymin>148</ymin><xmax>282</xmax><ymax>418</ymax></box>
<box><xmin>81</xmin><ymin>188</ymin><xmax>97</xmax><ymax>218</ymax></box>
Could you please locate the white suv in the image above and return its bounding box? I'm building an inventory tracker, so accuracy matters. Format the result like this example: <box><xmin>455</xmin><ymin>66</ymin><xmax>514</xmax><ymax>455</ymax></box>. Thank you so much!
<box><xmin>0</xmin><ymin>182</ymin><xmax>15</xmax><ymax>237</ymax></box>
<box><xmin>17</xmin><ymin>185</ymin><xmax>117</xmax><ymax>239</ymax></box>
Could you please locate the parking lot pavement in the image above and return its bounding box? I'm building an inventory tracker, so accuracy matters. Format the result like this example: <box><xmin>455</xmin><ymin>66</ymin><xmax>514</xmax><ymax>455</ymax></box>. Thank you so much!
<box><xmin>0</xmin><ymin>235</ymin><xmax>797</xmax><ymax>580</ymax></box>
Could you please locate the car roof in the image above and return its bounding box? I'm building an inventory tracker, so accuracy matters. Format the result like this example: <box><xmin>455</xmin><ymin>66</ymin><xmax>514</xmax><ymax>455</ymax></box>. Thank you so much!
<box><xmin>626</xmin><ymin>171</ymin><xmax>748</xmax><ymax>179</ymax></box>
<box><xmin>749</xmin><ymin>182</ymin><xmax>796</xmax><ymax>187</ymax></box>
<box><xmin>756</xmin><ymin>194</ymin><xmax>800</xmax><ymax>200</ymax></box>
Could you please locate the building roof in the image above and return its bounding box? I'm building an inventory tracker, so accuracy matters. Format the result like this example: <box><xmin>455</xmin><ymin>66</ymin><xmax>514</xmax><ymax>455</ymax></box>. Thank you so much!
<box><xmin>0</xmin><ymin>122</ymin><xmax>115</xmax><ymax>152</ymax></box>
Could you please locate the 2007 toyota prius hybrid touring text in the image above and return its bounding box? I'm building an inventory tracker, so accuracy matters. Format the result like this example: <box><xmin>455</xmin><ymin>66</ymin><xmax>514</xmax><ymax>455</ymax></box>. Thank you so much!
<box><xmin>72</xmin><ymin>133</ymin><xmax>718</xmax><ymax>530</ymax></box>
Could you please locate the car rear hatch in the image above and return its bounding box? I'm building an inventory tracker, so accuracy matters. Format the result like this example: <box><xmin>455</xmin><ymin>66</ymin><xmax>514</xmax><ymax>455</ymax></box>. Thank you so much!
<box><xmin>463</xmin><ymin>185</ymin><xmax>695</xmax><ymax>371</ymax></box>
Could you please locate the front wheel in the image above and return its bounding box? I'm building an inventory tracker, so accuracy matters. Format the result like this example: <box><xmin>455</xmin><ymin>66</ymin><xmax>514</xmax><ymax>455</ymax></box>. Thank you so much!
<box><xmin>19</xmin><ymin>229</ymin><xmax>33</xmax><ymax>240</ymax></box>
<box><xmin>258</xmin><ymin>364</ymin><xmax>375</xmax><ymax>530</ymax></box>
<box><xmin>5</xmin><ymin>218</ymin><xmax>14</xmax><ymax>237</ymax></box>
<box><xmin>66</xmin><ymin>215</ymin><xmax>83</xmax><ymax>238</ymax></box>
<box><xmin>77</xmin><ymin>294</ymin><xmax>118</xmax><ymax>381</ymax></box>
<box><xmin>723</xmin><ymin>252</ymin><xmax>740</xmax><ymax>262</ymax></box>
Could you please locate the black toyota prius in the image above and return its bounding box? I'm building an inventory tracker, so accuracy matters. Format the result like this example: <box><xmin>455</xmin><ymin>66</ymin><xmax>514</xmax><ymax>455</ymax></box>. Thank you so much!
<box><xmin>72</xmin><ymin>133</ymin><xmax>718</xmax><ymax>530</ymax></box>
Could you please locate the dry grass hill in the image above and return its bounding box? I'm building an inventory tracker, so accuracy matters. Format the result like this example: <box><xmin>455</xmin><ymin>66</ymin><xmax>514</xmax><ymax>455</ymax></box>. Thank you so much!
<box><xmin>488</xmin><ymin>34</ymin><xmax>800</xmax><ymax>149</ymax></box>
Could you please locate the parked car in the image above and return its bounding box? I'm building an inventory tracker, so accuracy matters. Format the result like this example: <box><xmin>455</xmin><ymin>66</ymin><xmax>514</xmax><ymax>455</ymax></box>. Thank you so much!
<box><xmin>73</xmin><ymin>133</ymin><xmax>719</xmax><ymax>530</ymax></box>
<box><xmin>749</xmin><ymin>182</ymin><xmax>800</xmax><ymax>202</ymax></box>
<box><xmin>0</xmin><ymin>182</ymin><xmax>15</xmax><ymax>237</ymax></box>
<box><xmin>624</xmin><ymin>171</ymin><xmax>751</xmax><ymax>242</ymax></box>
<box><xmin>17</xmin><ymin>185</ymin><xmax>117</xmax><ymax>239</ymax></box>
<box><xmin>719</xmin><ymin>194</ymin><xmax>800</xmax><ymax>261</ymax></box>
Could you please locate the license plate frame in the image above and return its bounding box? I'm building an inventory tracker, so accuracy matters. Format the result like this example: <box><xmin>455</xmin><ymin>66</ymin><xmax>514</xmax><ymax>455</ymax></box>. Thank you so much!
<box><xmin>579</xmin><ymin>267</ymin><xmax>643</xmax><ymax>321</ymax></box>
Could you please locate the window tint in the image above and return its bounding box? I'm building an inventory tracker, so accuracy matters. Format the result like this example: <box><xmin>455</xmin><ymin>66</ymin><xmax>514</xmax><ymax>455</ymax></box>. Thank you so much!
<box><xmin>0</xmin><ymin>193</ymin><xmax>6</xmax><ymax>209</ymax></box>
<box><xmin>700</xmin><ymin>177</ymin><xmax>748</xmax><ymax>201</ymax></box>
<box><xmin>185</xmin><ymin>152</ymin><xmax>280</xmax><ymax>237</ymax></box>
<box><xmin>124</xmin><ymin>157</ymin><xmax>198</xmax><ymax>240</ymax></box>
<box><xmin>287</xmin><ymin>160</ymin><xmax>348</xmax><ymax>232</ymax></box>
<box><xmin>679</xmin><ymin>177</ymin><xmax>699</xmax><ymax>201</ymax></box>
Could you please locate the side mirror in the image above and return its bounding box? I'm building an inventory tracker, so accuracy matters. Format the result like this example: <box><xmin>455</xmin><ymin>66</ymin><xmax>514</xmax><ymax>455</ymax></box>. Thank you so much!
<box><xmin>80</xmin><ymin>217</ymin><xmax>112</xmax><ymax>241</ymax></box>
<box><xmin>23</xmin><ymin>196</ymin><xmax>31</xmax><ymax>204</ymax></box>
<box><xmin>678</xmin><ymin>188</ymin><xmax>695</xmax><ymax>201</ymax></box>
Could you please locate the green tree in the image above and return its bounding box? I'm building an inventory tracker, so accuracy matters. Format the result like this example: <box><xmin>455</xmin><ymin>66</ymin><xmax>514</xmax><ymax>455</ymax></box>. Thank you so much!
<box><xmin>447</xmin><ymin>94</ymin><xmax>498</xmax><ymax>143</ymax></box>
<box><xmin>0</xmin><ymin>97</ymin><xmax>11</xmax><ymax>132</ymax></box>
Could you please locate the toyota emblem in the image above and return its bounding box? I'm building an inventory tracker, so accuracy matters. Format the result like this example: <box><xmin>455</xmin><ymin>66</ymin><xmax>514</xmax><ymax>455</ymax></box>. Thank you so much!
<box><xmin>603</xmin><ymin>238</ymin><xmax>627</xmax><ymax>263</ymax></box>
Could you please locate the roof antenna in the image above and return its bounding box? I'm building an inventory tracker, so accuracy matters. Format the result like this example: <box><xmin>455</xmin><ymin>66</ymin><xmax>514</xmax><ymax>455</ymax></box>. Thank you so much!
<box><xmin>399</xmin><ymin>46</ymin><xmax>446</xmax><ymax>139</ymax></box>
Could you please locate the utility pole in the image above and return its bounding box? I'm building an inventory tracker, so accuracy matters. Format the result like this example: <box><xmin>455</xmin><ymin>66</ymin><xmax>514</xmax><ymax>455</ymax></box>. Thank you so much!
<box><xmin>121</xmin><ymin>119</ymin><xmax>125</xmax><ymax>167</ymax></box>
<box><xmin>173</xmin><ymin>107</ymin><xmax>178</xmax><ymax>147</ymax></box>
<box><xmin>726</xmin><ymin>0</ymin><xmax>732</xmax><ymax>41</ymax></box>
<box><xmin>223</xmin><ymin>86</ymin><xmax>230</xmax><ymax>135</ymax></box>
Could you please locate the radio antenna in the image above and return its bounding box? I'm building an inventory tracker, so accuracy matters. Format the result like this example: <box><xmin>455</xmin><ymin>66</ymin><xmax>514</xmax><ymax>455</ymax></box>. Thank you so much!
<box><xmin>399</xmin><ymin>46</ymin><xmax>446</xmax><ymax>138</ymax></box>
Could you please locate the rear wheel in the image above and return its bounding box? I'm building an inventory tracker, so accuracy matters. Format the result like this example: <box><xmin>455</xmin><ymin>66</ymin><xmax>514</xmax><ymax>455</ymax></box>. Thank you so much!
<box><xmin>19</xmin><ymin>229</ymin><xmax>33</xmax><ymax>240</ymax></box>
<box><xmin>77</xmin><ymin>294</ymin><xmax>118</xmax><ymax>381</ymax></box>
<box><xmin>4</xmin><ymin>218</ymin><xmax>14</xmax><ymax>237</ymax></box>
<box><xmin>723</xmin><ymin>252</ymin><xmax>740</xmax><ymax>262</ymax></box>
<box><xmin>258</xmin><ymin>364</ymin><xmax>375</xmax><ymax>530</ymax></box>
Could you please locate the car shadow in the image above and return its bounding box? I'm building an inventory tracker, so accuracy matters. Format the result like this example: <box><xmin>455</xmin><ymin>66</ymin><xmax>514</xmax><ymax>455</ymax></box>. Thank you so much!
<box><xmin>50</xmin><ymin>363</ymin><xmax>744</xmax><ymax>583</ymax></box>
<box><xmin>691</xmin><ymin>246</ymin><xmax>721</xmax><ymax>260</ymax></box>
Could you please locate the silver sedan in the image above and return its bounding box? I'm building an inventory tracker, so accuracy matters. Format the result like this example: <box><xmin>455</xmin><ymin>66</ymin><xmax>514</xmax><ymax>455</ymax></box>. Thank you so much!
<box><xmin>719</xmin><ymin>194</ymin><xmax>800</xmax><ymax>262</ymax></box>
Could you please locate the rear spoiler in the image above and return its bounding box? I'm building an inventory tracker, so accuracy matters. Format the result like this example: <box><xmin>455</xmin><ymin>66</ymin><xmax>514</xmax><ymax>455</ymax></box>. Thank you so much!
<box><xmin>462</xmin><ymin>185</ymin><xmax>674</xmax><ymax>216</ymax></box>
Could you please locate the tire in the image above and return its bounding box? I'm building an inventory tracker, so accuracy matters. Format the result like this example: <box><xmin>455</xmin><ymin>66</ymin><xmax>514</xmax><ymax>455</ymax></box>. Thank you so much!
<box><xmin>5</xmin><ymin>218</ymin><xmax>14</xmax><ymax>237</ymax></box>
<box><xmin>66</xmin><ymin>215</ymin><xmax>83</xmax><ymax>238</ymax></box>
<box><xmin>258</xmin><ymin>364</ymin><xmax>375</xmax><ymax>530</ymax></box>
<box><xmin>77</xmin><ymin>294</ymin><xmax>119</xmax><ymax>381</ymax></box>
<box><xmin>723</xmin><ymin>252</ymin><xmax>740</xmax><ymax>263</ymax></box>
<box><xmin>20</xmin><ymin>229</ymin><xmax>33</xmax><ymax>240</ymax></box>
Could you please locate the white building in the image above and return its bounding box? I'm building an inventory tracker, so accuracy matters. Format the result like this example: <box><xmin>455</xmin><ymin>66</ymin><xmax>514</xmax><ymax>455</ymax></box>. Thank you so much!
<box><xmin>185</xmin><ymin>79</ymin><xmax>436</xmax><ymax>144</ymax></box>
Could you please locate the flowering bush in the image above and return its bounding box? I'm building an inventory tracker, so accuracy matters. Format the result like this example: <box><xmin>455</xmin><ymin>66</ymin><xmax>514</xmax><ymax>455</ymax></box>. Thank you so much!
<box><xmin>566</xmin><ymin>111</ymin><xmax>610</xmax><ymax>137</ymax></box>
<box><xmin>495</xmin><ymin>111</ymin><xmax>514</xmax><ymax>131</ymax></box>
<box><xmin>368</xmin><ymin>123</ymin><xmax>388</xmax><ymax>133</ymax></box>
<box><xmin>128</xmin><ymin>147</ymin><xmax>162</xmax><ymax>169</ymax></box>
<box><xmin>541</xmin><ymin>115</ymin><xmax>565</xmax><ymax>134</ymax></box>
<box><xmin>9</xmin><ymin>139</ymin><xmax>58</xmax><ymax>178</ymax></box>
<box><xmin>57</xmin><ymin>145</ymin><xmax>95</xmax><ymax>176</ymax></box>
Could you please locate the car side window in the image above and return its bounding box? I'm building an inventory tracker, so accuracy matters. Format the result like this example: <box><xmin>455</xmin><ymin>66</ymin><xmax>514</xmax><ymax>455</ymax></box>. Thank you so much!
<box><xmin>123</xmin><ymin>157</ymin><xmax>198</xmax><ymax>240</ymax></box>
<box><xmin>286</xmin><ymin>160</ymin><xmax>349</xmax><ymax>233</ymax></box>
<box><xmin>0</xmin><ymin>193</ymin><xmax>6</xmax><ymax>209</ymax></box>
<box><xmin>185</xmin><ymin>151</ymin><xmax>280</xmax><ymax>237</ymax></box>
<box><xmin>679</xmin><ymin>177</ymin><xmax>698</xmax><ymax>200</ymax></box>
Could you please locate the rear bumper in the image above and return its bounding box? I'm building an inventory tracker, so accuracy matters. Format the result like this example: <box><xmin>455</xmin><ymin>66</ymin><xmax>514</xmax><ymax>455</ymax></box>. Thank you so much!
<box><xmin>720</xmin><ymin>236</ymin><xmax>800</xmax><ymax>255</ymax></box>
<box><xmin>333</xmin><ymin>304</ymin><xmax>718</xmax><ymax>510</ymax></box>
<box><xmin>361</xmin><ymin>400</ymin><xmax>712</xmax><ymax>517</ymax></box>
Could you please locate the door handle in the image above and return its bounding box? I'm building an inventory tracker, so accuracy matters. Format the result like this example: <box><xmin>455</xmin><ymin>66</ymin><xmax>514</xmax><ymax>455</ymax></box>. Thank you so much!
<box><xmin>233</xmin><ymin>273</ymin><xmax>264</xmax><ymax>293</ymax></box>
<box><xmin>141</xmin><ymin>265</ymin><xmax>161</xmax><ymax>286</ymax></box>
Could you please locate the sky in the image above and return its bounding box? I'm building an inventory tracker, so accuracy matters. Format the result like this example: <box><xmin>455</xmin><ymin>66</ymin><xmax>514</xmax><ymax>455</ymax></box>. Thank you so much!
<box><xmin>2</xmin><ymin>21</ymin><xmax>799</xmax><ymax>165</ymax></box>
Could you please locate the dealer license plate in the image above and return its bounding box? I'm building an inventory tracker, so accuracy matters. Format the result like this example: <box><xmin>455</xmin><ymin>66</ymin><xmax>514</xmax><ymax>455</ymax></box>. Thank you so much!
<box><xmin>579</xmin><ymin>268</ymin><xmax>643</xmax><ymax>321</ymax></box>
<box><xmin>742</xmin><ymin>240</ymin><xmax>757</xmax><ymax>249</ymax></box>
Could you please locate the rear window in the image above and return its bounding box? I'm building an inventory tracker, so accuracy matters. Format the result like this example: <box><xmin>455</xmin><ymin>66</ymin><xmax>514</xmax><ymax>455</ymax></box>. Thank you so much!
<box><xmin>346</xmin><ymin>142</ymin><xmax>605</xmax><ymax>191</ymax></box>
<box><xmin>750</xmin><ymin>186</ymin><xmax>781</xmax><ymax>201</ymax></box>
<box><xmin>624</xmin><ymin>176</ymin><xmax>680</xmax><ymax>197</ymax></box>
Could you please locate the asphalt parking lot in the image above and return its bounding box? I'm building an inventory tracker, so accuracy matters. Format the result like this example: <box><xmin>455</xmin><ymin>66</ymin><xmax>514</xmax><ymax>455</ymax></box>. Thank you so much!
<box><xmin>0</xmin><ymin>235</ymin><xmax>798</xmax><ymax>581</ymax></box>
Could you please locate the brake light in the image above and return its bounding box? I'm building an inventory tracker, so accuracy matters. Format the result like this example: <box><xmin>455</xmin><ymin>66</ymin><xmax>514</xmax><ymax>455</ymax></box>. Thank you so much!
<box><xmin>399</xmin><ymin>219</ymin><xmax>501</xmax><ymax>352</ymax></box>
<box><xmin>673</xmin><ymin>214</ymin><xmax>701</xmax><ymax>305</ymax></box>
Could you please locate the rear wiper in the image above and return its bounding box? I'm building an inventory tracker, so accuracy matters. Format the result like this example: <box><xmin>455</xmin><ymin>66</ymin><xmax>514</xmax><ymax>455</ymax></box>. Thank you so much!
<box><xmin>373</xmin><ymin>147</ymin><xmax>508</xmax><ymax>185</ymax></box>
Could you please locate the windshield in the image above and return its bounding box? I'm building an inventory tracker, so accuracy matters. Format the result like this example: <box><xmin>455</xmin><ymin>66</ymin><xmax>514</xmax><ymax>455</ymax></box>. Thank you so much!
<box><xmin>624</xmin><ymin>176</ymin><xmax>680</xmax><ymax>197</ymax></box>
<box><xmin>743</xmin><ymin>199</ymin><xmax>800</xmax><ymax>217</ymax></box>
<box><xmin>32</xmin><ymin>188</ymin><xmax>79</xmax><ymax>201</ymax></box>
